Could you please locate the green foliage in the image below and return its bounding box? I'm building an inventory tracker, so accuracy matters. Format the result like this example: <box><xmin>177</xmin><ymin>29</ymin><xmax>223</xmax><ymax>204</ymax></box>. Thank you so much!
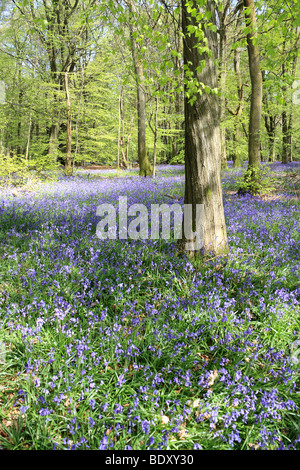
<box><xmin>0</xmin><ymin>152</ymin><xmax>62</xmax><ymax>187</ymax></box>
<box><xmin>0</xmin><ymin>0</ymin><xmax>299</xmax><ymax>173</ymax></box>
<box><xmin>0</xmin><ymin>153</ymin><xmax>31</xmax><ymax>186</ymax></box>
<box><xmin>237</xmin><ymin>165</ymin><xmax>276</xmax><ymax>196</ymax></box>
<box><xmin>0</xmin><ymin>416</ymin><xmax>27</xmax><ymax>450</ymax></box>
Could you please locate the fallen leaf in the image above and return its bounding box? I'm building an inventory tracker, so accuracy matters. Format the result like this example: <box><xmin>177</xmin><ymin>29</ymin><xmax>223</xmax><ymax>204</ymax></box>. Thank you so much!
<box><xmin>64</xmin><ymin>398</ymin><xmax>71</xmax><ymax>407</ymax></box>
<box><xmin>192</xmin><ymin>399</ymin><xmax>201</xmax><ymax>408</ymax></box>
<box><xmin>161</xmin><ymin>415</ymin><xmax>170</xmax><ymax>425</ymax></box>
<box><xmin>208</xmin><ymin>369</ymin><xmax>218</xmax><ymax>386</ymax></box>
<box><xmin>178</xmin><ymin>429</ymin><xmax>187</xmax><ymax>440</ymax></box>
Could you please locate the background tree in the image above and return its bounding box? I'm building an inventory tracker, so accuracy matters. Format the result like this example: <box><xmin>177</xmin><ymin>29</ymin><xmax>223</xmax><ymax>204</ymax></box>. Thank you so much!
<box><xmin>243</xmin><ymin>0</ymin><xmax>263</xmax><ymax>174</ymax></box>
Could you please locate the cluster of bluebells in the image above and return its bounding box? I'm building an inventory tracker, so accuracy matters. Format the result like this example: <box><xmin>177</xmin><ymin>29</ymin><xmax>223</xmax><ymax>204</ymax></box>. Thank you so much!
<box><xmin>0</xmin><ymin>163</ymin><xmax>299</xmax><ymax>450</ymax></box>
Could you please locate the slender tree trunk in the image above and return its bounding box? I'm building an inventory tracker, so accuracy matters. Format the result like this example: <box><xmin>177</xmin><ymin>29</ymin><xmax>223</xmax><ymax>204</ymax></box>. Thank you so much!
<box><xmin>281</xmin><ymin>39</ymin><xmax>298</xmax><ymax>164</ymax></box>
<box><xmin>282</xmin><ymin>110</ymin><xmax>291</xmax><ymax>164</ymax></box>
<box><xmin>132</xmin><ymin>46</ymin><xmax>152</xmax><ymax>176</ymax></box>
<box><xmin>282</xmin><ymin>55</ymin><xmax>292</xmax><ymax>164</ymax></box>
<box><xmin>179</xmin><ymin>0</ymin><xmax>228</xmax><ymax>257</ymax></box>
<box><xmin>236</xmin><ymin>0</ymin><xmax>263</xmax><ymax>194</ymax></box>
<box><xmin>262</xmin><ymin>70</ymin><xmax>278</xmax><ymax>163</ymax></box>
<box><xmin>17</xmin><ymin>66</ymin><xmax>23</xmax><ymax>157</ymax></box>
<box><xmin>243</xmin><ymin>0</ymin><xmax>262</xmax><ymax>169</ymax></box>
<box><xmin>264</xmin><ymin>114</ymin><xmax>277</xmax><ymax>162</ymax></box>
<box><xmin>125</xmin><ymin>108</ymin><xmax>136</xmax><ymax>167</ymax></box>
<box><xmin>64</xmin><ymin>71</ymin><xmax>72</xmax><ymax>173</ymax></box>
<box><xmin>117</xmin><ymin>85</ymin><xmax>121</xmax><ymax>175</ymax></box>
<box><xmin>173</xmin><ymin>15</ymin><xmax>184</xmax><ymax>161</ymax></box>
<box><xmin>25</xmin><ymin>113</ymin><xmax>32</xmax><ymax>161</ymax></box>
<box><xmin>48</xmin><ymin>122</ymin><xmax>60</xmax><ymax>161</ymax></box>
<box><xmin>288</xmin><ymin>113</ymin><xmax>293</xmax><ymax>162</ymax></box>
<box><xmin>74</xmin><ymin>68</ymin><xmax>85</xmax><ymax>166</ymax></box>
<box><xmin>128</xmin><ymin>0</ymin><xmax>152</xmax><ymax>177</ymax></box>
<box><xmin>233</xmin><ymin>118</ymin><xmax>243</xmax><ymax>167</ymax></box>
<box><xmin>153</xmin><ymin>95</ymin><xmax>158</xmax><ymax>178</ymax></box>
<box><xmin>149</xmin><ymin>95</ymin><xmax>159</xmax><ymax>177</ymax></box>
<box><xmin>119</xmin><ymin>85</ymin><xmax>130</xmax><ymax>169</ymax></box>
<box><xmin>227</xmin><ymin>42</ymin><xmax>247</xmax><ymax>168</ymax></box>
<box><xmin>217</xmin><ymin>1</ymin><xmax>230</xmax><ymax>170</ymax></box>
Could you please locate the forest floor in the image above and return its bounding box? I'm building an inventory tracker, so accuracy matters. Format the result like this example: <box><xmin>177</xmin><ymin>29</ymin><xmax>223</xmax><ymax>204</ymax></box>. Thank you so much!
<box><xmin>0</xmin><ymin>162</ymin><xmax>299</xmax><ymax>450</ymax></box>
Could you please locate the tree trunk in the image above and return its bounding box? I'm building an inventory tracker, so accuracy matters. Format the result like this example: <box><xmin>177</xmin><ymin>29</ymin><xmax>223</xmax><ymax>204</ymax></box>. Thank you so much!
<box><xmin>264</xmin><ymin>114</ymin><xmax>277</xmax><ymax>162</ymax></box>
<box><xmin>237</xmin><ymin>0</ymin><xmax>263</xmax><ymax>194</ymax></box>
<box><xmin>217</xmin><ymin>1</ymin><xmax>230</xmax><ymax>170</ymax></box>
<box><xmin>119</xmin><ymin>85</ymin><xmax>130</xmax><ymax>169</ymax></box>
<box><xmin>243</xmin><ymin>0</ymin><xmax>262</xmax><ymax>169</ymax></box>
<box><xmin>281</xmin><ymin>38</ymin><xmax>298</xmax><ymax>164</ymax></box>
<box><xmin>149</xmin><ymin>95</ymin><xmax>159</xmax><ymax>177</ymax></box>
<box><xmin>25</xmin><ymin>113</ymin><xmax>32</xmax><ymax>161</ymax></box>
<box><xmin>128</xmin><ymin>0</ymin><xmax>152</xmax><ymax>177</ymax></box>
<box><xmin>227</xmin><ymin>42</ymin><xmax>247</xmax><ymax>168</ymax></box>
<box><xmin>125</xmin><ymin>108</ymin><xmax>136</xmax><ymax>167</ymax></box>
<box><xmin>64</xmin><ymin>71</ymin><xmax>72</xmax><ymax>173</ymax></box>
<box><xmin>17</xmin><ymin>66</ymin><xmax>23</xmax><ymax>157</ymax></box>
<box><xmin>232</xmin><ymin>118</ymin><xmax>242</xmax><ymax>168</ymax></box>
<box><xmin>135</xmin><ymin>62</ymin><xmax>152</xmax><ymax>176</ymax></box>
<box><xmin>48</xmin><ymin>122</ymin><xmax>60</xmax><ymax>161</ymax></box>
<box><xmin>179</xmin><ymin>0</ymin><xmax>228</xmax><ymax>257</ymax></box>
<box><xmin>282</xmin><ymin>107</ymin><xmax>292</xmax><ymax>164</ymax></box>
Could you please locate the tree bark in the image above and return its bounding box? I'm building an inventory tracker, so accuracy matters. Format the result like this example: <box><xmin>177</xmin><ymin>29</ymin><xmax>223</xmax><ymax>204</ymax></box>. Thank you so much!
<box><xmin>281</xmin><ymin>43</ymin><xmax>298</xmax><ymax>164</ymax></box>
<box><xmin>48</xmin><ymin>121</ymin><xmax>60</xmax><ymax>161</ymax></box>
<box><xmin>262</xmin><ymin>71</ymin><xmax>278</xmax><ymax>162</ymax></box>
<box><xmin>128</xmin><ymin>0</ymin><xmax>152</xmax><ymax>177</ymax></box>
<box><xmin>148</xmin><ymin>95</ymin><xmax>159</xmax><ymax>177</ymax></box>
<box><xmin>125</xmin><ymin>108</ymin><xmax>136</xmax><ymax>167</ymax></box>
<box><xmin>243</xmin><ymin>0</ymin><xmax>262</xmax><ymax>169</ymax></box>
<box><xmin>25</xmin><ymin>113</ymin><xmax>32</xmax><ymax>161</ymax></box>
<box><xmin>226</xmin><ymin>42</ymin><xmax>247</xmax><ymax>168</ymax></box>
<box><xmin>217</xmin><ymin>0</ymin><xmax>230</xmax><ymax>170</ymax></box>
<box><xmin>64</xmin><ymin>71</ymin><xmax>72</xmax><ymax>173</ymax></box>
<box><xmin>179</xmin><ymin>0</ymin><xmax>228</xmax><ymax>257</ymax></box>
<box><xmin>264</xmin><ymin>114</ymin><xmax>277</xmax><ymax>162</ymax></box>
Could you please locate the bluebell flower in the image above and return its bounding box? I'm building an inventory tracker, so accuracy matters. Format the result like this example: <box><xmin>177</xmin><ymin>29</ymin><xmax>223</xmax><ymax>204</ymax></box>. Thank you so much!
<box><xmin>141</xmin><ymin>420</ymin><xmax>150</xmax><ymax>435</ymax></box>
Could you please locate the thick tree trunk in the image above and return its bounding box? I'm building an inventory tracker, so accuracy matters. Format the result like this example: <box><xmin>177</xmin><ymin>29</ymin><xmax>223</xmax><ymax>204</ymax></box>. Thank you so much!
<box><xmin>179</xmin><ymin>0</ymin><xmax>228</xmax><ymax>257</ymax></box>
<box><xmin>243</xmin><ymin>0</ymin><xmax>262</xmax><ymax>169</ymax></box>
